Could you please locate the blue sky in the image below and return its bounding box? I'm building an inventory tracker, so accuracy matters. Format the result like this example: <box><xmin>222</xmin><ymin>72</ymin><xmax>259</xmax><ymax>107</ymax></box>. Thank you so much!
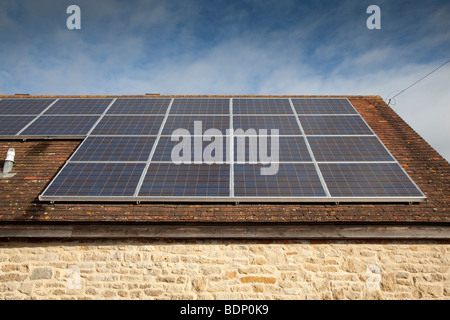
<box><xmin>0</xmin><ymin>0</ymin><xmax>449</xmax><ymax>160</ymax></box>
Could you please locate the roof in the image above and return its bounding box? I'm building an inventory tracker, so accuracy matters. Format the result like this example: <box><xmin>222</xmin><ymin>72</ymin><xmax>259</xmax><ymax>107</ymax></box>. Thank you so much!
<box><xmin>0</xmin><ymin>95</ymin><xmax>449</xmax><ymax>238</ymax></box>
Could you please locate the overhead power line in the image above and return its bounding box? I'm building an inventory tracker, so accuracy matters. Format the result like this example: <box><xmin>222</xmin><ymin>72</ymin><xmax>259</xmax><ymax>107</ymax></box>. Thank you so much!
<box><xmin>387</xmin><ymin>59</ymin><xmax>450</xmax><ymax>106</ymax></box>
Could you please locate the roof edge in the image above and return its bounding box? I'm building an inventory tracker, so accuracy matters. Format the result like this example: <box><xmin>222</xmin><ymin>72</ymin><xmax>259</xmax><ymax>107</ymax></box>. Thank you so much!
<box><xmin>0</xmin><ymin>222</ymin><xmax>449</xmax><ymax>240</ymax></box>
<box><xmin>0</xmin><ymin>94</ymin><xmax>384</xmax><ymax>100</ymax></box>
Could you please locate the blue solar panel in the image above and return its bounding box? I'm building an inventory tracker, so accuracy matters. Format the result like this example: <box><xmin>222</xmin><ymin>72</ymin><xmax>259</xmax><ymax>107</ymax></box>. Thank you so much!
<box><xmin>151</xmin><ymin>135</ymin><xmax>230</xmax><ymax>163</ymax></box>
<box><xmin>319</xmin><ymin>163</ymin><xmax>424</xmax><ymax>198</ymax></box>
<box><xmin>234</xmin><ymin>136</ymin><xmax>312</xmax><ymax>163</ymax></box>
<box><xmin>107</xmin><ymin>98</ymin><xmax>171</xmax><ymax>115</ymax></box>
<box><xmin>299</xmin><ymin>115</ymin><xmax>373</xmax><ymax>135</ymax></box>
<box><xmin>20</xmin><ymin>116</ymin><xmax>99</xmax><ymax>136</ymax></box>
<box><xmin>0</xmin><ymin>116</ymin><xmax>35</xmax><ymax>135</ymax></box>
<box><xmin>90</xmin><ymin>116</ymin><xmax>164</xmax><ymax>136</ymax></box>
<box><xmin>70</xmin><ymin>136</ymin><xmax>157</xmax><ymax>162</ymax></box>
<box><xmin>233</xmin><ymin>99</ymin><xmax>293</xmax><ymax>114</ymax></box>
<box><xmin>138</xmin><ymin>163</ymin><xmax>230</xmax><ymax>197</ymax></box>
<box><xmin>0</xmin><ymin>99</ymin><xmax>55</xmax><ymax>115</ymax></box>
<box><xmin>233</xmin><ymin>116</ymin><xmax>302</xmax><ymax>135</ymax></box>
<box><xmin>170</xmin><ymin>98</ymin><xmax>229</xmax><ymax>114</ymax></box>
<box><xmin>309</xmin><ymin>136</ymin><xmax>394</xmax><ymax>162</ymax></box>
<box><xmin>42</xmin><ymin>162</ymin><xmax>145</xmax><ymax>197</ymax></box>
<box><xmin>234</xmin><ymin>163</ymin><xmax>326</xmax><ymax>197</ymax></box>
<box><xmin>44</xmin><ymin>98</ymin><xmax>113</xmax><ymax>115</ymax></box>
<box><xmin>292</xmin><ymin>98</ymin><xmax>357</xmax><ymax>115</ymax></box>
<box><xmin>162</xmin><ymin>115</ymin><xmax>230</xmax><ymax>136</ymax></box>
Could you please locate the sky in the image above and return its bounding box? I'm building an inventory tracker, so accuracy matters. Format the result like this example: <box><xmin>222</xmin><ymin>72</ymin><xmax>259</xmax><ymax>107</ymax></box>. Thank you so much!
<box><xmin>0</xmin><ymin>0</ymin><xmax>449</xmax><ymax>161</ymax></box>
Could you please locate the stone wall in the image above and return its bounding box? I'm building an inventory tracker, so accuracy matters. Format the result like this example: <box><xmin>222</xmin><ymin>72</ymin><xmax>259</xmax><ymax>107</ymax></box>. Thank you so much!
<box><xmin>0</xmin><ymin>240</ymin><xmax>449</xmax><ymax>300</ymax></box>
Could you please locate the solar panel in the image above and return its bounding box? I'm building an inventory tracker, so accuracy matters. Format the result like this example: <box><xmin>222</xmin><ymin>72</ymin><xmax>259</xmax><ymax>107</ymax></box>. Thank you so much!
<box><xmin>233</xmin><ymin>115</ymin><xmax>302</xmax><ymax>135</ymax></box>
<box><xmin>233</xmin><ymin>98</ymin><xmax>293</xmax><ymax>114</ymax></box>
<box><xmin>0</xmin><ymin>99</ymin><xmax>55</xmax><ymax>115</ymax></box>
<box><xmin>0</xmin><ymin>116</ymin><xmax>36</xmax><ymax>136</ymax></box>
<box><xmin>19</xmin><ymin>115</ymin><xmax>99</xmax><ymax>137</ymax></box>
<box><xmin>299</xmin><ymin>115</ymin><xmax>373</xmax><ymax>135</ymax></box>
<box><xmin>107</xmin><ymin>98</ymin><xmax>171</xmax><ymax>115</ymax></box>
<box><xmin>70</xmin><ymin>136</ymin><xmax>157</xmax><ymax>162</ymax></box>
<box><xmin>151</xmin><ymin>135</ymin><xmax>230</xmax><ymax>163</ymax></box>
<box><xmin>138</xmin><ymin>163</ymin><xmax>230</xmax><ymax>197</ymax></box>
<box><xmin>292</xmin><ymin>98</ymin><xmax>357</xmax><ymax>115</ymax></box>
<box><xmin>170</xmin><ymin>98</ymin><xmax>230</xmax><ymax>114</ymax></box>
<box><xmin>44</xmin><ymin>98</ymin><xmax>113</xmax><ymax>115</ymax></box>
<box><xmin>162</xmin><ymin>115</ymin><xmax>230</xmax><ymax>136</ymax></box>
<box><xmin>234</xmin><ymin>136</ymin><xmax>312</xmax><ymax>163</ymax></box>
<box><xmin>234</xmin><ymin>163</ymin><xmax>326</xmax><ymax>197</ymax></box>
<box><xmin>90</xmin><ymin>115</ymin><xmax>164</xmax><ymax>136</ymax></box>
<box><xmin>41</xmin><ymin>162</ymin><xmax>145</xmax><ymax>198</ymax></box>
<box><xmin>308</xmin><ymin>136</ymin><xmax>394</xmax><ymax>162</ymax></box>
<box><xmin>0</xmin><ymin>96</ymin><xmax>423</xmax><ymax>203</ymax></box>
<box><xmin>319</xmin><ymin>163</ymin><xmax>424</xmax><ymax>198</ymax></box>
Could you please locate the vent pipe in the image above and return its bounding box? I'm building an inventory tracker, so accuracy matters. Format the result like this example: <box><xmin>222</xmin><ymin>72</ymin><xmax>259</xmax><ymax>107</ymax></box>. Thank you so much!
<box><xmin>3</xmin><ymin>148</ymin><xmax>15</xmax><ymax>174</ymax></box>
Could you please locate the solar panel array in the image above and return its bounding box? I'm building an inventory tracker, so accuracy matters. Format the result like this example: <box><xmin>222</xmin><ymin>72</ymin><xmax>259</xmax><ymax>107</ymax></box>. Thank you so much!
<box><xmin>0</xmin><ymin>97</ymin><xmax>426</xmax><ymax>203</ymax></box>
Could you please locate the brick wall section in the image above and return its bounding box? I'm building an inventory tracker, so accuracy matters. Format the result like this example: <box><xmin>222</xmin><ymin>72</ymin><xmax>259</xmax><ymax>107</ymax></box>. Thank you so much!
<box><xmin>0</xmin><ymin>240</ymin><xmax>449</xmax><ymax>300</ymax></box>
<box><xmin>0</xmin><ymin>96</ymin><xmax>448</xmax><ymax>223</ymax></box>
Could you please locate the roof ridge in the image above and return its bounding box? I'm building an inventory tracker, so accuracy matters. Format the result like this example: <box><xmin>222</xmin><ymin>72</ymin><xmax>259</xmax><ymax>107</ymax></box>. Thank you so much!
<box><xmin>0</xmin><ymin>94</ymin><xmax>383</xmax><ymax>99</ymax></box>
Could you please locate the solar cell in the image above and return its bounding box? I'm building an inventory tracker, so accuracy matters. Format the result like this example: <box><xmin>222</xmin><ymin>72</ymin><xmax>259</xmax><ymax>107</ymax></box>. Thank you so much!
<box><xmin>0</xmin><ymin>99</ymin><xmax>55</xmax><ymax>115</ymax></box>
<box><xmin>319</xmin><ymin>163</ymin><xmax>425</xmax><ymax>198</ymax></box>
<box><xmin>0</xmin><ymin>116</ymin><xmax>35</xmax><ymax>135</ymax></box>
<box><xmin>292</xmin><ymin>98</ymin><xmax>357</xmax><ymax>115</ymax></box>
<box><xmin>309</xmin><ymin>136</ymin><xmax>394</xmax><ymax>162</ymax></box>
<box><xmin>90</xmin><ymin>115</ymin><xmax>164</xmax><ymax>136</ymax></box>
<box><xmin>70</xmin><ymin>136</ymin><xmax>157</xmax><ymax>162</ymax></box>
<box><xmin>234</xmin><ymin>163</ymin><xmax>326</xmax><ymax>197</ymax></box>
<box><xmin>107</xmin><ymin>98</ymin><xmax>171</xmax><ymax>115</ymax></box>
<box><xmin>233</xmin><ymin>98</ymin><xmax>293</xmax><ymax>114</ymax></box>
<box><xmin>138</xmin><ymin>163</ymin><xmax>230</xmax><ymax>197</ymax></box>
<box><xmin>41</xmin><ymin>162</ymin><xmax>145</xmax><ymax>197</ymax></box>
<box><xmin>233</xmin><ymin>115</ymin><xmax>302</xmax><ymax>136</ymax></box>
<box><xmin>20</xmin><ymin>116</ymin><xmax>99</xmax><ymax>136</ymax></box>
<box><xmin>44</xmin><ymin>98</ymin><xmax>113</xmax><ymax>115</ymax></box>
<box><xmin>298</xmin><ymin>115</ymin><xmax>373</xmax><ymax>135</ymax></box>
<box><xmin>170</xmin><ymin>98</ymin><xmax>230</xmax><ymax>114</ymax></box>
